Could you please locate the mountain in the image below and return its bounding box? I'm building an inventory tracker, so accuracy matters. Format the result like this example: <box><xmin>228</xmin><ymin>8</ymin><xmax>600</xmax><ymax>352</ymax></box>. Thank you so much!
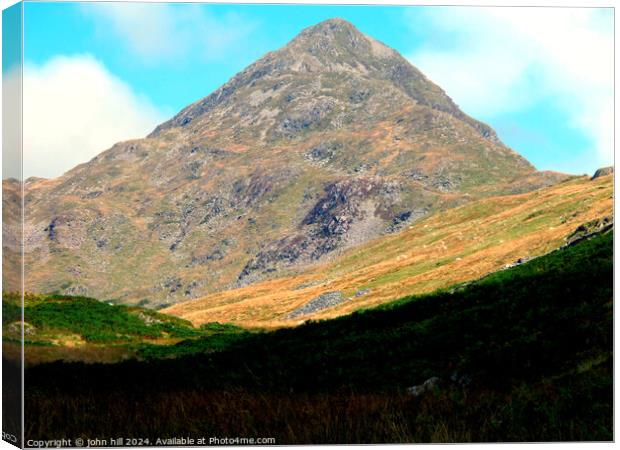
<box><xmin>8</xmin><ymin>18</ymin><xmax>568</xmax><ymax>307</ymax></box>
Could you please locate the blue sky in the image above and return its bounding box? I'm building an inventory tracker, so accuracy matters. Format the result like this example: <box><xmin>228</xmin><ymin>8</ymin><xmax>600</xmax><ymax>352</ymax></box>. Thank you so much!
<box><xmin>8</xmin><ymin>2</ymin><xmax>615</xmax><ymax>178</ymax></box>
<box><xmin>2</xmin><ymin>2</ymin><xmax>21</xmax><ymax>71</ymax></box>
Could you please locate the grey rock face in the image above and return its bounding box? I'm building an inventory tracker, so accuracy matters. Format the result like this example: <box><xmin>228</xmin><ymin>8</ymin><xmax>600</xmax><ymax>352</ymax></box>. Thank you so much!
<box><xmin>591</xmin><ymin>166</ymin><xmax>614</xmax><ymax>180</ymax></box>
<box><xmin>566</xmin><ymin>216</ymin><xmax>613</xmax><ymax>246</ymax></box>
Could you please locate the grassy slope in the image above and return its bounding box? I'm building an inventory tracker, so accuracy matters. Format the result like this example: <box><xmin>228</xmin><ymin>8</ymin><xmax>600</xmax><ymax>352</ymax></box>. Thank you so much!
<box><xmin>164</xmin><ymin>174</ymin><xmax>613</xmax><ymax>327</ymax></box>
<box><xmin>23</xmin><ymin>230</ymin><xmax>613</xmax><ymax>442</ymax></box>
<box><xmin>3</xmin><ymin>293</ymin><xmax>200</xmax><ymax>343</ymax></box>
<box><xmin>2</xmin><ymin>293</ymin><xmax>248</xmax><ymax>364</ymax></box>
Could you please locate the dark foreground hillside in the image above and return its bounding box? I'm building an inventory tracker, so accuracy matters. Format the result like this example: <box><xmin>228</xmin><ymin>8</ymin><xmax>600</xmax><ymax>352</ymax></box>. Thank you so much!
<box><xmin>22</xmin><ymin>231</ymin><xmax>613</xmax><ymax>443</ymax></box>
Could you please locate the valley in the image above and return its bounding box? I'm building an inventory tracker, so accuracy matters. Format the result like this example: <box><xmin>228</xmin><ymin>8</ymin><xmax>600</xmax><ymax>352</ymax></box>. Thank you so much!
<box><xmin>20</xmin><ymin>226</ymin><xmax>613</xmax><ymax>442</ymax></box>
<box><xmin>4</xmin><ymin>172</ymin><xmax>612</xmax><ymax>365</ymax></box>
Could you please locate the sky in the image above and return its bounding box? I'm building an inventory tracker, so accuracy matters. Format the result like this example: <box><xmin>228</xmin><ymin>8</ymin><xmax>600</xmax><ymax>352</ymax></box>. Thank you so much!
<box><xmin>2</xmin><ymin>2</ymin><xmax>614</xmax><ymax>178</ymax></box>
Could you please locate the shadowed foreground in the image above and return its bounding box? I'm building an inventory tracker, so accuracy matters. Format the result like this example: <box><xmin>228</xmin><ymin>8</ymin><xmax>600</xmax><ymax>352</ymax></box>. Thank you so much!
<box><xmin>23</xmin><ymin>231</ymin><xmax>612</xmax><ymax>444</ymax></box>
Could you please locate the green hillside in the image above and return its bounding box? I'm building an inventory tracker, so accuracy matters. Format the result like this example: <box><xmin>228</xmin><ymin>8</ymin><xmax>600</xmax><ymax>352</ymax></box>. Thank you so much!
<box><xmin>3</xmin><ymin>293</ymin><xmax>200</xmax><ymax>344</ymax></box>
<box><xmin>2</xmin><ymin>292</ymin><xmax>251</xmax><ymax>364</ymax></box>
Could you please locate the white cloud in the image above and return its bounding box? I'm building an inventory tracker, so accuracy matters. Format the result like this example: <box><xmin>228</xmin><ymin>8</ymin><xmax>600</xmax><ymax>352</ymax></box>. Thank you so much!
<box><xmin>408</xmin><ymin>7</ymin><xmax>614</xmax><ymax>166</ymax></box>
<box><xmin>23</xmin><ymin>55</ymin><xmax>166</xmax><ymax>179</ymax></box>
<box><xmin>3</xmin><ymin>66</ymin><xmax>22</xmax><ymax>180</ymax></box>
<box><xmin>83</xmin><ymin>3</ymin><xmax>256</xmax><ymax>64</ymax></box>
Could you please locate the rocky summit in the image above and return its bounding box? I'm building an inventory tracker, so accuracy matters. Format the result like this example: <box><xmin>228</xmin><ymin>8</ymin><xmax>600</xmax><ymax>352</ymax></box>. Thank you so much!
<box><xmin>6</xmin><ymin>18</ymin><xmax>568</xmax><ymax>307</ymax></box>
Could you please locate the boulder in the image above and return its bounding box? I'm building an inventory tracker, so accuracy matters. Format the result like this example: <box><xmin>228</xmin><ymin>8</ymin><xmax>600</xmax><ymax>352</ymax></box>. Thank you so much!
<box><xmin>591</xmin><ymin>166</ymin><xmax>614</xmax><ymax>180</ymax></box>
<box><xmin>406</xmin><ymin>376</ymin><xmax>440</xmax><ymax>396</ymax></box>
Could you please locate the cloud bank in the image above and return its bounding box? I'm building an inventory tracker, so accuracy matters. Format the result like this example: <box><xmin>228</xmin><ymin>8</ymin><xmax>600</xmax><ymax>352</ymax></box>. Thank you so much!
<box><xmin>23</xmin><ymin>55</ymin><xmax>166</xmax><ymax>179</ymax></box>
<box><xmin>408</xmin><ymin>7</ymin><xmax>613</xmax><ymax>167</ymax></box>
<box><xmin>83</xmin><ymin>3</ymin><xmax>257</xmax><ymax>64</ymax></box>
<box><xmin>3</xmin><ymin>66</ymin><xmax>22</xmax><ymax>180</ymax></box>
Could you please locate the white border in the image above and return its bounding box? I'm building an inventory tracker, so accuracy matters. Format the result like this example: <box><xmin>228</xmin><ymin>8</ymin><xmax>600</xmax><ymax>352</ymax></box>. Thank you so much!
<box><xmin>0</xmin><ymin>1</ymin><xmax>616</xmax><ymax>450</ymax></box>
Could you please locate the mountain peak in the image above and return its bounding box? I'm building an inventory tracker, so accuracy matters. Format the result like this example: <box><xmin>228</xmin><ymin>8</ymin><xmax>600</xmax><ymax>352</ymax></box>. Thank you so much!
<box><xmin>297</xmin><ymin>17</ymin><xmax>360</xmax><ymax>38</ymax></box>
<box><xmin>288</xmin><ymin>17</ymin><xmax>395</xmax><ymax>60</ymax></box>
<box><xmin>306</xmin><ymin>17</ymin><xmax>356</xmax><ymax>30</ymax></box>
<box><xmin>150</xmin><ymin>17</ymin><xmax>497</xmax><ymax>144</ymax></box>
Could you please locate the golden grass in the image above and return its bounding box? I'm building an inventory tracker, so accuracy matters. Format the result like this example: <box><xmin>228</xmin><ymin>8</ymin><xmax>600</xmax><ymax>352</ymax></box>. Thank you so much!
<box><xmin>166</xmin><ymin>174</ymin><xmax>612</xmax><ymax>328</ymax></box>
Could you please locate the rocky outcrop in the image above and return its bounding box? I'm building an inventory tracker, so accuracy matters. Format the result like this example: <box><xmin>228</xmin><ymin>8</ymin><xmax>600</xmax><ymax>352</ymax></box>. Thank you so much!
<box><xmin>591</xmin><ymin>166</ymin><xmax>614</xmax><ymax>180</ymax></box>
<box><xmin>238</xmin><ymin>234</ymin><xmax>311</xmax><ymax>283</ymax></box>
<box><xmin>286</xmin><ymin>291</ymin><xmax>347</xmax><ymax>319</ymax></box>
<box><xmin>566</xmin><ymin>216</ymin><xmax>613</xmax><ymax>246</ymax></box>
<box><xmin>302</xmin><ymin>178</ymin><xmax>382</xmax><ymax>237</ymax></box>
<box><xmin>238</xmin><ymin>177</ymin><xmax>412</xmax><ymax>283</ymax></box>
